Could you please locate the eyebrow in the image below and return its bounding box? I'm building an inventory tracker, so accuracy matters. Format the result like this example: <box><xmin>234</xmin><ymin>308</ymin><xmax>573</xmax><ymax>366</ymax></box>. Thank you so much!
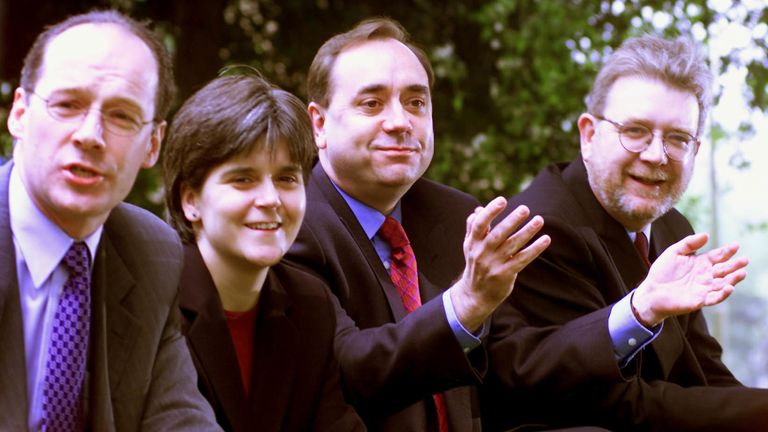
<box><xmin>48</xmin><ymin>88</ymin><xmax>147</xmax><ymax>114</ymax></box>
<box><xmin>356</xmin><ymin>83</ymin><xmax>430</xmax><ymax>96</ymax></box>
<box><xmin>221</xmin><ymin>162</ymin><xmax>303</xmax><ymax>176</ymax></box>
<box><xmin>623</xmin><ymin>117</ymin><xmax>696</xmax><ymax>135</ymax></box>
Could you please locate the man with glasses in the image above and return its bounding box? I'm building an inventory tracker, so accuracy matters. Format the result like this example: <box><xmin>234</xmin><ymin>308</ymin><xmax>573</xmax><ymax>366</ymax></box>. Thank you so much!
<box><xmin>482</xmin><ymin>35</ymin><xmax>768</xmax><ymax>431</ymax></box>
<box><xmin>0</xmin><ymin>10</ymin><xmax>220</xmax><ymax>431</ymax></box>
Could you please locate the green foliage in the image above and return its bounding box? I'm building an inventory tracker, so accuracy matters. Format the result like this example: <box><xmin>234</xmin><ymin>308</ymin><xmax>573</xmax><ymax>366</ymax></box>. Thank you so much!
<box><xmin>3</xmin><ymin>0</ymin><xmax>768</xmax><ymax>212</ymax></box>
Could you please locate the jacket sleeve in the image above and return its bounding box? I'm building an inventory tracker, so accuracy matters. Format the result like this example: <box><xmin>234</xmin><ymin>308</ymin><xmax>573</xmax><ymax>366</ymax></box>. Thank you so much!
<box><xmin>485</xmin><ymin>215</ymin><xmax>768</xmax><ymax>432</ymax></box>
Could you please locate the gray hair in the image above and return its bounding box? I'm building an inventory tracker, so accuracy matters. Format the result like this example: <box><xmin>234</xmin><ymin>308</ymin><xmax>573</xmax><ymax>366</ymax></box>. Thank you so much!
<box><xmin>586</xmin><ymin>35</ymin><xmax>713</xmax><ymax>135</ymax></box>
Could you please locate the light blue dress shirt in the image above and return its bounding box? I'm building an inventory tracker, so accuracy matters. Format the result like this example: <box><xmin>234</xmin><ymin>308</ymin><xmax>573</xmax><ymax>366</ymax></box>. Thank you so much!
<box><xmin>9</xmin><ymin>167</ymin><xmax>101</xmax><ymax>431</ymax></box>
<box><xmin>332</xmin><ymin>183</ymin><xmax>484</xmax><ymax>353</ymax></box>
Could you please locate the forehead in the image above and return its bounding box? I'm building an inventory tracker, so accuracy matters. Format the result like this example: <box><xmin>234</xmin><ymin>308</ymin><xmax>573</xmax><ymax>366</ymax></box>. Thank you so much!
<box><xmin>604</xmin><ymin>75</ymin><xmax>699</xmax><ymax>130</ymax></box>
<box><xmin>37</xmin><ymin>23</ymin><xmax>159</xmax><ymax>110</ymax></box>
<box><xmin>223</xmin><ymin>138</ymin><xmax>298</xmax><ymax>169</ymax></box>
<box><xmin>328</xmin><ymin>38</ymin><xmax>429</xmax><ymax>100</ymax></box>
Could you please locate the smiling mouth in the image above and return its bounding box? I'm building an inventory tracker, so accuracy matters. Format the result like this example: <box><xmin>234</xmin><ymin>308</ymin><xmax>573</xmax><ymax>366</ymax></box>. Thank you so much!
<box><xmin>629</xmin><ymin>174</ymin><xmax>665</xmax><ymax>186</ymax></box>
<box><xmin>246</xmin><ymin>222</ymin><xmax>281</xmax><ymax>230</ymax></box>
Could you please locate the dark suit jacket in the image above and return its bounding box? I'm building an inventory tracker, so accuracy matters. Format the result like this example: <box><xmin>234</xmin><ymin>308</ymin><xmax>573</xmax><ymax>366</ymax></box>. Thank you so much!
<box><xmin>286</xmin><ymin>165</ymin><xmax>486</xmax><ymax>432</ymax></box>
<box><xmin>0</xmin><ymin>161</ymin><xmax>220</xmax><ymax>431</ymax></box>
<box><xmin>179</xmin><ymin>244</ymin><xmax>365</xmax><ymax>432</ymax></box>
<box><xmin>482</xmin><ymin>156</ymin><xmax>768</xmax><ymax>432</ymax></box>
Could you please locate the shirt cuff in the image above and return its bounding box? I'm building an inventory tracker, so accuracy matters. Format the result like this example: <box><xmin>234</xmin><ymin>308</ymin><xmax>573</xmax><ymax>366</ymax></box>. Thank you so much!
<box><xmin>442</xmin><ymin>291</ymin><xmax>485</xmax><ymax>353</ymax></box>
<box><xmin>608</xmin><ymin>290</ymin><xmax>663</xmax><ymax>366</ymax></box>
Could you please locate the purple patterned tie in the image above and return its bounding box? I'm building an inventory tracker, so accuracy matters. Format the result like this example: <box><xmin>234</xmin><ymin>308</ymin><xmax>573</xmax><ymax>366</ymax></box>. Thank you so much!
<box><xmin>42</xmin><ymin>242</ymin><xmax>91</xmax><ymax>431</ymax></box>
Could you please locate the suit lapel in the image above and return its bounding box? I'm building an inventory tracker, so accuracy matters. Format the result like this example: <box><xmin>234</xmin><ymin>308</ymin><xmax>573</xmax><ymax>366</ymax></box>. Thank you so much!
<box><xmin>563</xmin><ymin>158</ymin><xmax>648</xmax><ymax>299</ymax></box>
<box><xmin>645</xmin><ymin>218</ymin><xmax>686</xmax><ymax>378</ymax></box>
<box><xmin>248</xmin><ymin>272</ymin><xmax>298</xmax><ymax>431</ymax></box>
<box><xmin>565</xmin><ymin>157</ymin><xmax>687</xmax><ymax>378</ymax></box>
<box><xmin>179</xmin><ymin>245</ymin><xmax>249</xmax><ymax>431</ymax></box>
<box><xmin>87</xmin><ymin>232</ymin><xmax>136</xmax><ymax>431</ymax></box>
<box><xmin>402</xmin><ymin>191</ymin><xmax>449</xmax><ymax>304</ymax></box>
<box><xmin>0</xmin><ymin>161</ymin><xmax>29</xmax><ymax>431</ymax></box>
<box><xmin>311</xmin><ymin>167</ymin><xmax>408</xmax><ymax>321</ymax></box>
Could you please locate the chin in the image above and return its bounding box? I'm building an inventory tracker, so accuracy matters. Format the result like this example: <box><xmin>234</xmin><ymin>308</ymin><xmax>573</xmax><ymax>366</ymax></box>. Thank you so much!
<box><xmin>623</xmin><ymin>201</ymin><xmax>671</xmax><ymax>224</ymax></box>
<box><xmin>246</xmin><ymin>253</ymin><xmax>284</xmax><ymax>268</ymax></box>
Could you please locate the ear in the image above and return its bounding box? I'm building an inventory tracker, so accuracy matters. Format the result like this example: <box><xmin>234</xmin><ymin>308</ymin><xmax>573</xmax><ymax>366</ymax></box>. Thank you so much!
<box><xmin>180</xmin><ymin>183</ymin><xmax>201</xmax><ymax>223</ymax></box>
<box><xmin>307</xmin><ymin>102</ymin><xmax>327</xmax><ymax>150</ymax></box>
<box><xmin>142</xmin><ymin>120</ymin><xmax>165</xmax><ymax>168</ymax></box>
<box><xmin>7</xmin><ymin>88</ymin><xmax>29</xmax><ymax>139</ymax></box>
<box><xmin>577</xmin><ymin>113</ymin><xmax>598</xmax><ymax>161</ymax></box>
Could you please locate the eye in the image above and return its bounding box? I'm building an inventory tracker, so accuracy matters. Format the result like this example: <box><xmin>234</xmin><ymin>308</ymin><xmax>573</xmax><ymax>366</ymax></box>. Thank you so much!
<box><xmin>665</xmin><ymin>132</ymin><xmax>693</xmax><ymax>148</ymax></box>
<box><xmin>620</xmin><ymin>124</ymin><xmax>650</xmax><ymax>140</ymax></box>
<box><xmin>231</xmin><ymin>175</ymin><xmax>255</xmax><ymax>186</ymax></box>
<box><xmin>105</xmin><ymin>108</ymin><xmax>142</xmax><ymax>127</ymax></box>
<box><xmin>47</xmin><ymin>98</ymin><xmax>86</xmax><ymax>117</ymax></box>
<box><xmin>277</xmin><ymin>173</ymin><xmax>304</xmax><ymax>187</ymax></box>
<box><xmin>406</xmin><ymin>98</ymin><xmax>427</xmax><ymax>111</ymax></box>
<box><xmin>359</xmin><ymin>98</ymin><xmax>383</xmax><ymax>112</ymax></box>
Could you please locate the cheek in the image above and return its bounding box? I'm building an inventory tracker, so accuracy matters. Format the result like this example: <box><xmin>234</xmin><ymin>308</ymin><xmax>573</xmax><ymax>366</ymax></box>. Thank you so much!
<box><xmin>286</xmin><ymin>191</ymin><xmax>306</xmax><ymax>221</ymax></box>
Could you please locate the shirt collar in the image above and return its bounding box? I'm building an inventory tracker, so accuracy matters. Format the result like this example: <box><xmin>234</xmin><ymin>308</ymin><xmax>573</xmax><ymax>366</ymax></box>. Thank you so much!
<box><xmin>628</xmin><ymin>225</ymin><xmax>652</xmax><ymax>243</ymax></box>
<box><xmin>9</xmin><ymin>165</ymin><xmax>102</xmax><ymax>288</ymax></box>
<box><xmin>331</xmin><ymin>180</ymin><xmax>402</xmax><ymax>238</ymax></box>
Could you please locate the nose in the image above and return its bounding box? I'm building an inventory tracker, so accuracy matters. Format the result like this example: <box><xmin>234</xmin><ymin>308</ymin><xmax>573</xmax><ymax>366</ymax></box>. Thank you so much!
<box><xmin>71</xmin><ymin>109</ymin><xmax>106</xmax><ymax>150</ymax></box>
<box><xmin>639</xmin><ymin>132</ymin><xmax>668</xmax><ymax>165</ymax></box>
<box><xmin>253</xmin><ymin>178</ymin><xmax>281</xmax><ymax>208</ymax></box>
<box><xmin>382</xmin><ymin>102</ymin><xmax>412</xmax><ymax>134</ymax></box>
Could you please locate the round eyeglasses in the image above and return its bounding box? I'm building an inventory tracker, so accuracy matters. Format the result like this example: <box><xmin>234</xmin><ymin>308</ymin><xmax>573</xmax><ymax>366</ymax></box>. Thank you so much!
<box><xmin>593</xmin><ymin>114</ymin><xmax>699</xmax><ymax>162</ymax></box>
<box><xmin>29</xmin><ymin>91</ymin><xmax>154</xmax><ymax>137</ymax></box>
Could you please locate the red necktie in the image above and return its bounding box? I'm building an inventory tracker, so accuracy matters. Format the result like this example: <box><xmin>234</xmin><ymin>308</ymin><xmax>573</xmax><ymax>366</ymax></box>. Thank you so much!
<box><xmin>634</xmin><ymin>231</ymin><xmax>651</xmax><ymax>269</ymax></box>
<box><xmin>378</xmin><ymin>217</ymin><xmax>450</xmax><ymax>432</ymax></box>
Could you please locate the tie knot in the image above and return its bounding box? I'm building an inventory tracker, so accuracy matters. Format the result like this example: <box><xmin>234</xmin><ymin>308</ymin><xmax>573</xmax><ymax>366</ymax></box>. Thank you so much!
<box><xmin>633</xmin><ymin>231</ymin><xmax>651</xmax><ymax>268</ymax></box>
<box><xmin>378</xmin><ymin>217</ymin><xmax>410</xmax><ymax>249</ymax></box>
<box><xmin>63</xmin><ymin>242</ymin><xmax>90</xmax><ymax>281</ymax></box>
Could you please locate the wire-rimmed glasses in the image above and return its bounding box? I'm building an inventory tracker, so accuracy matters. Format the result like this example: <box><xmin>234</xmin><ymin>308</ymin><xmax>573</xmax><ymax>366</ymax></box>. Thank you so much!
<box><xmin>593</xmin><ymin>114</ymin><xmax>699</xmax><ymax>161</ymax></box>
<box><xmin>29</xmin><ymin>91</ymin><xmax>154</xmax><ymax>137</ymax></box>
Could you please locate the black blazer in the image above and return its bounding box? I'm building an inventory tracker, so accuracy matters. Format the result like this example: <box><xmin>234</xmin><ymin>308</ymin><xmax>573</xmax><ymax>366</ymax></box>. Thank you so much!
<box><xmin>179</xmin><ymin>244</ymin><xmax>364</xmax><ymax>432</ymax></box>
<box><xmin>0</xmin><ymin>161</ymin><xmax>219</xmax><ymax>431</ymax></box>
<box><xmin>482</xmin><ymin>156</ymin><xmax>768</xmax><ymax>432</ymax></box>
<box><xmin>286</xmin><ymin>165</ymin><xmax>485</xmax><ymax>432</ymax></box>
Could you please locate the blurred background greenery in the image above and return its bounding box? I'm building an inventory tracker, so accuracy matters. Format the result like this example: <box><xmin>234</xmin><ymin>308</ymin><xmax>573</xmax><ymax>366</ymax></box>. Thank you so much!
<box><xmin>2</xmin><ymin>0</ymin><xmax>768</xmax><ymax>385</ymax></box>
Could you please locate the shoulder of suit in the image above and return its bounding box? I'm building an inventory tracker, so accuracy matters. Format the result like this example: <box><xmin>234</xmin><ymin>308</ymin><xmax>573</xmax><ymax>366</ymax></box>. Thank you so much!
<box><xmin>105</xmin><ymin>202</ymin><xmax>182</xmax><ymax>257</ymax></box>
<box><xmin>271</xmin><ymin>261</ymin><xmax>332</xmax><ymax>299</ymax></box>
<box><xmin>410</xmin><ymin>177</ymin><xmax>478</xmax><ymax>202</ymax></box>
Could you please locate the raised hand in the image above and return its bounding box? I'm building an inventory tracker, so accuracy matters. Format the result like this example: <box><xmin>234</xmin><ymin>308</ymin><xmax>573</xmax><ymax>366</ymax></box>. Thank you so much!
<box><xmin>450</xmin><ymin>196</ymin><xmax>551</xmax><ymax>332</ymax></box>
<box><xmin>631</xmin><ymin>233</ymin><xmax>748</xmax><ymax>328</ymax></box>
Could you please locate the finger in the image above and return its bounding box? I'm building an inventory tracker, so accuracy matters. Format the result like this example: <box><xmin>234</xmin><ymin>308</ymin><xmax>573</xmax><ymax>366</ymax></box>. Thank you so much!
<box><xmin>722</xmin><ymin>269</ymin><xmax>747</xmax><ymax>287</ymax></box>
<box><xmin>711</xmin><ymin>256</ymin><xmax>749</xmax><ymax>278</ymax></box>
<box><xmin>488</xmin><ymin>205</ymin><xmax>532</xmax><ymax>249</ymax></box>
<box><xmin>468</xmin><ymin>197</ymin><xmax>507</xmax><ymax>242</ymax></box>
<box><xmin>508</xmin><ymin>234</ymin><xmax>551</xmax><ymax>270</ymax></box>
<box><xmin>705</xmin><ymin>243</ymin><xmax>741</xmax><ymax>265</ymax></box>
<box><xmin>500</xmin><ymin>215</ymin><xmax>544</xmax><ymax>256</ymax></box>
<box><xmin>703</xmin><ymin>284</ymin><xmax>734</xmax><ymax>307</ymax></box>
<box><xmin>465</xmin><ymin>210</ymin><xmax>479</xmax><ymax>238</ymax></box>
<box><xmin>673</xmin><ymin>233</ymin><xmax>708</xmax><ymax>256</ymax></box>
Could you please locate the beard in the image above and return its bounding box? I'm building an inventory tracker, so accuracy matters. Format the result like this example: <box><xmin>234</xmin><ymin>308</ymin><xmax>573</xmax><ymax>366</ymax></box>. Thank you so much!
<box><xmin>587</xmin><ymin>164</ymin><xmax>692</xmax><ymax>230</ymax></box>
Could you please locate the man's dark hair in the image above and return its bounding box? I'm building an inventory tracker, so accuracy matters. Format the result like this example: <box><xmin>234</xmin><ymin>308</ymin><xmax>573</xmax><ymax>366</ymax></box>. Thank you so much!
<box><xmin>307</xmin><ymin>17</ymin><xmax>434</xmax><ymax>107</ymax></box>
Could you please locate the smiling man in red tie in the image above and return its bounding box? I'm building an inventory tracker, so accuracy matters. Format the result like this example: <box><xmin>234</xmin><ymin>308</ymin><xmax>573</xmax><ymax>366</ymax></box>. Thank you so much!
<box><xmin>285</xmin><ymin>17</ymin><xmax>552</xmax><ymax>431</ymax></box>
<box><xmin>482</xmin><ymin>35</ymin><xmax>768</xmax><ymax>431</ymax></box>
